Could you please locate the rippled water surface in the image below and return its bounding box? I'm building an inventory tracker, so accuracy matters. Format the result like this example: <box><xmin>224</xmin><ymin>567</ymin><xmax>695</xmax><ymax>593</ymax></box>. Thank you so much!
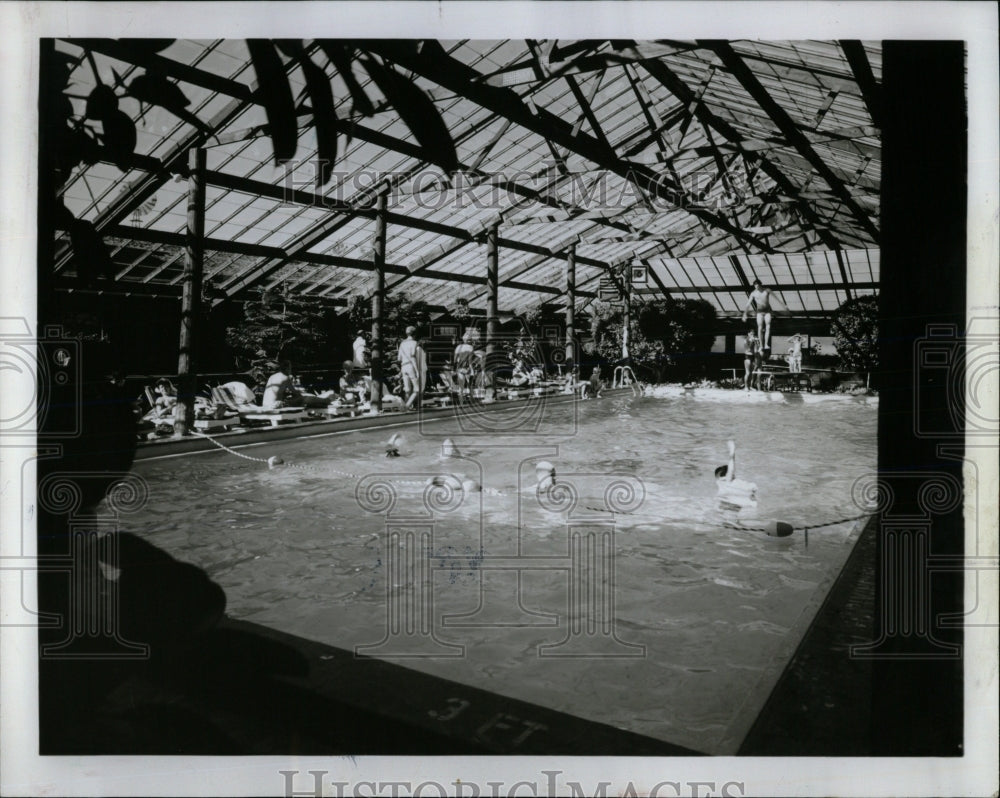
<box><xmin>121</xmin><ymin>394</ymin><xmax>876</xmax><ymax>753</ymax></box>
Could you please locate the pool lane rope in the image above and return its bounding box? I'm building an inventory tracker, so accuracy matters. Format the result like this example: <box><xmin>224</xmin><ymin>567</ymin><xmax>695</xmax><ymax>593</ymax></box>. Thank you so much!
<box><xmin>586</xmin><ymin>504</ymin><xmax>873</xmax><ymax>544</ymax></box>
<box><xmin>721</xmin><ymin>513</ymin><xmax>874</xmax><ymax>547</ymax></box>
<box><xmin>191</xmin><ymin>434</ymin><xmax>868</xmax><ymax>537</ymax></box>
<box><xmin>191</xmin><ymin>431</ymin><xmax>503</xmax><ymax>492</ymax></box>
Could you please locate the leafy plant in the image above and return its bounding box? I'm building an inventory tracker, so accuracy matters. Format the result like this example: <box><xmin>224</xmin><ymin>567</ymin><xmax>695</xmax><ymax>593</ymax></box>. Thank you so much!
<box><xmin>502</xmin><ymin>330</ymin><xmax>540</xmax><ymax>370</ymax></box>
<box><xmin>225</xmin><ymin>285</ymin><xmax>331</xmax><ymax>371</ymax></box>
<box><xmin>346</xmin><ymin>290</ymin><xmax>432</xmax><ymax>357</ymax></box>
<box><xmin>831</xmin><ymin>294</ymin><xmax>878</xmax><ymax>374</ymax></box>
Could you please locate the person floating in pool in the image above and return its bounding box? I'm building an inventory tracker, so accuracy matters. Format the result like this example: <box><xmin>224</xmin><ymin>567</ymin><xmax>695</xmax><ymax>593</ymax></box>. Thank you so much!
<box><xmin>715</xmin><ymin>440</ymin><xmax>758</xmax><ymax>512</ymax></box>
<box><xmin>741</xmin><ymin>279</ymin><xmax>786</xmax><ymax>353</ymax></box>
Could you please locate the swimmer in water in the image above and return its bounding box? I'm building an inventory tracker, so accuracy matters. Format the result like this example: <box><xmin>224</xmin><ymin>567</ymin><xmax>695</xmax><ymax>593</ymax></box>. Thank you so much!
<box><xmin>714</xmin><ymin>440</ymin><xmax>758</xmax><ymax>511</ymax></box>
<box><xmin>535</xmin><ymin>460</ymin><xmax>557</xmax><ymax>492</ymax></box>
<box><xmin>741</xmin><ymin>279</ymin><xmax>786</xmax><ymax>353</ymax></box>
<box><xmin>385</xmin><ymin>433</ymin><xmax>403</xmax><ymax>457</ymax></box>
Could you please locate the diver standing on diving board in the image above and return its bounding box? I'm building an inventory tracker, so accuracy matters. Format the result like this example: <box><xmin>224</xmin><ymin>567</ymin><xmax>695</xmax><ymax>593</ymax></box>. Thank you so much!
<box><xmin>741</xmin><ymin>279</ymin><xmax>786</xmax><ymax>354</ymax></box>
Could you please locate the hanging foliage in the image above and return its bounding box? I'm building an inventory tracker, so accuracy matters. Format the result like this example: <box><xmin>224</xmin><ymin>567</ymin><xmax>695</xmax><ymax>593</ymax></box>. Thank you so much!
<box><xmin>360</xmin><ymin>53</ymin><xmax>459</xmax><ymax>174</ymax></box>
<box><xmin>318</xmin><ymin>41</ymin><xmax>375</xmax><ymax>117</ymax></box>
<box><xmin>247</xmin><ymin>39</ymin><xmax>298</xmax><ymax>165</ymax></box>
<box><xmin>122</xmin><ymin>72</ymin><xmax>214</xmax><ymax>137</ymax></box>
<box><xmin>275</xmin><ymin>41</ymin><xmax>339</xmax><ymax>186</ymax></box>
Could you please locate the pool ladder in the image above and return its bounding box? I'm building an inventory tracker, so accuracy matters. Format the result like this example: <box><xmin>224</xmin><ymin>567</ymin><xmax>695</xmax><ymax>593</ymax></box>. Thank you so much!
<box><xmin>612</xmin><ymin>365</ymin><xmax>641</xmax><ymax>394</ymax></box>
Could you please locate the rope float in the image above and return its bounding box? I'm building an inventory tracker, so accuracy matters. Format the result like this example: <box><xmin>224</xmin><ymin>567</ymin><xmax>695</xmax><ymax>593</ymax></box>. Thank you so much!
<box><xmin>723</xmin><ymin>512</ymin><xmax>874</xmax><ymax>547</ymax></box>
<box><xmin>585</xmin><ymin>502</ymin><xmax>873</xmax><ymax>544</ymax></box>
<box><xmin>191</xmin><ymin>431</ymin><xmax>497</xmax><ymax>491</ymax></box>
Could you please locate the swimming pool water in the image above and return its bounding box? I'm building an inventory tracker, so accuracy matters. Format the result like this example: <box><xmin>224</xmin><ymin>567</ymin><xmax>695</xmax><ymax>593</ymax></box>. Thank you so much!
<box><xmin>119</xmin><ymin>393</ymin><xmax>877</xmax><ymax>753</ymax></box>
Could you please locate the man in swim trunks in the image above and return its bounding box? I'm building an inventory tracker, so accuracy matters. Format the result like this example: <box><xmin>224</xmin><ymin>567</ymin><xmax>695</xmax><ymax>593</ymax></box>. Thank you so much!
<box><xmin>397</xmin><ymin>325</ymin><xmax>423</xmax><ymax>409</ymax></box>
<box><xmin>743</xmin><ymin>329</ymin><xmax>761</xmax><ymax>391</ymax></box>
<box><xmin>715</xmin><ymin>440</ymin><xmax>758</xmax><ymax>511</ymax></box>
<box><xmin>741</xmin><ymin>279</ymin><xmax>784</xmax><ymax>352</ymax></box>
<box><xmin>453</xmin><ymin>330</ymin><xmax>476</xmax><ymax>400</ymax></box>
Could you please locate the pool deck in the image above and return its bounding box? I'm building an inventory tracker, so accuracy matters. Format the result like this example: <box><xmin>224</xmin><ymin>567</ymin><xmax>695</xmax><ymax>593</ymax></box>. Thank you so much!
<box><xmin>134</xmin><ymin>385</ymin><xmax>876</xmax><ymax>462</ymax></box>
<box><xmin>134</xmin><ymin>388</ymin><xmax>599</xmax><ymax>461</ymax></box>
<box><xmin>739</xmin><ymin>513</ymin><xmax>877</xmax><ymax>755</ymax></box>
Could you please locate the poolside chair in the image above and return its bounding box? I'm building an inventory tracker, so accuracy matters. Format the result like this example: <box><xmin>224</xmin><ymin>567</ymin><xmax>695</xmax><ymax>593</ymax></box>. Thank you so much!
<box><xmin>420</xmin><ymin>373</ymin><xmax>454</xmax><ymax>409</ymax></box>
<box><xmin>211</xmin><ymin>384</ymin><xmax>309</xmax><ymax>427</ymax></box>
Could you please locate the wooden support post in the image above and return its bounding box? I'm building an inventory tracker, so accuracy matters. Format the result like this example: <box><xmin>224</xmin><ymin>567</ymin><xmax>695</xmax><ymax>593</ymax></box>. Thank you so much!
<box><xmin>175</xmin><ymin>148</ymin><xmax>206</xmax><ymax>436</ymax></box>
<box><xmin>371</xmin><ymin>193</ymin><xmax>387</xmax><ymax>413</ymax></box>
<box><xmin>565</xmin><ymin>241</ymin><xmax>577</xmax><ymax>379</ymax></box>
<box><xmin>622</xmin><ymin>274</ymin><xmax>631</xmax><ymax>364</ymax></box>
<box><xmin>485</xmin><ymin>222</ymin><xmax>499</xmax><ymax>393</ymax></box>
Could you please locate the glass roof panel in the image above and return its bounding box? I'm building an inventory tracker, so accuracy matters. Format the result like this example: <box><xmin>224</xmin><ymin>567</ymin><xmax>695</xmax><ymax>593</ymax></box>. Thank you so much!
<box><xmin>51</xmin><ymin>37</ymin><xmax>882</xmax><ymax>318</ymax></box>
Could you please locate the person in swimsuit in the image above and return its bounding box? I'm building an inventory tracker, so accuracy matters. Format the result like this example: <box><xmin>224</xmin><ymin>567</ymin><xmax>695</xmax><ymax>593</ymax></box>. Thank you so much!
<box><xmin>149</xmin><ymin>378</ymin><xmax>177</xmax><ymax>418</ymax></box>
<box><xmin>339</xmin><ymin>360</ymin><xmax>372</xmax><ymax>402</ymax></box>
<box><xmin>453</xmin><ymin>331</ymin><xmax>476</xmax><ymax>400</ymax></box>
<box><xmin>262</xmin><ymin>361</ymin><xmax>294</xmax><ymax>409</ymax></box>
<box><xmin>715</xmin><ymin>440</ymin><xmax>758</xmax><ymax>512</ymax></box>
<box><xmin>786</xmin><ymin>333</ymin><xmax>803</xmax><ymax>373</ymax></box>
<box><xmin>741</xmin><ymin>279</ymin><xmax>785</xmax><ymax>352</ymax></box>
<box><xmin>397</xmin><ymin>325</ymin><xmax>423</xmax><ymax>409</ymax></box>
<box><xmin>743</xmin><ymin>329</ymin><xmax>761</xmax><ymax>391</ymax></box>
<box><xmin>352</xmin><ymin>330</ymin><xmax>368</xmax><ymax>368</ymax></box>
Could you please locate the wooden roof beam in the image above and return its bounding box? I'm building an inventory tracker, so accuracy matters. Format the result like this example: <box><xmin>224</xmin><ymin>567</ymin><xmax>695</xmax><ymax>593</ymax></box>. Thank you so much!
<box><xmin>699</xmin><ymin>40</ymin><xmax>880</xmax><ymax>242</ymax></box>
<box><xmin>362</xmin><ymin>40</ymin><xmax>773</xmax><ymax>254</ymax></box>
<box><xmin>635</xmin><ymin>49</ymin><xmax>871</xmax><ymax>251</ymax></box>
<box><xmin>54</xmin><ymin>49</ymin><xmax>289</xmax><ymax>274</ymax></box>
<box><xmin>838</xmin><ymin>41</ymin><xmax>882</xmax><ymax>129</ymax></box>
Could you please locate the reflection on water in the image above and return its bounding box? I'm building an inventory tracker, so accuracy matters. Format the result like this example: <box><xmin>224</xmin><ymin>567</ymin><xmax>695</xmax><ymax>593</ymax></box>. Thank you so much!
<box><xmin>120</xmin><ymin>394</ymin><xmax>876</xmax><ymax>753</ymax></box>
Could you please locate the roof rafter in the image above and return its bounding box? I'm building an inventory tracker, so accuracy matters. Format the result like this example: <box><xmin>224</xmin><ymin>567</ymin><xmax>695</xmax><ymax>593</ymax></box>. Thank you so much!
<box><xmin>635</xmin><ymin>47</ymin><xmax>876</xmax><ymax>260</ymax></box>
<box><xmin>699</xmin><ymin>40</ymin><xmax>880</xmax><ymax>242</ymax></box>
<box><xmin>838</xmin><ymin>41</ymin><xmax>882</xmax><ymax>128</ymax></box>
<box><xmin>363</xmin><ymin>40</ymin><xmax>774</xmax><ymax>254</ymax></box>
<box><xmin>81</xmin><ymin>223</ymin><xmax>585</xmax><ymax>298</ymax></box>
<box><xmin>54</xmin><ymin>46</ymin><xmax>286</xmax><ymax>274</ymax></box>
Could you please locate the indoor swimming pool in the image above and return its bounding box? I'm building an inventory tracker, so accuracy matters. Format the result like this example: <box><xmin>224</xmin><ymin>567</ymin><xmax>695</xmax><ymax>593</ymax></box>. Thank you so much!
<box><xmin>116</xmin><ymin>392</ymin><xmax>877</xmax><ymax>753</ymax></box>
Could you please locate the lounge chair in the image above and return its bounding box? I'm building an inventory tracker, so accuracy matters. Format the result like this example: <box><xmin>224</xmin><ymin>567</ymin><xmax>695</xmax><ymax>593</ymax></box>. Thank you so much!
<box><xmin>211</xmin><ymin>385</ymin><xmax>309</xmax><ymax>427</ymax></box>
